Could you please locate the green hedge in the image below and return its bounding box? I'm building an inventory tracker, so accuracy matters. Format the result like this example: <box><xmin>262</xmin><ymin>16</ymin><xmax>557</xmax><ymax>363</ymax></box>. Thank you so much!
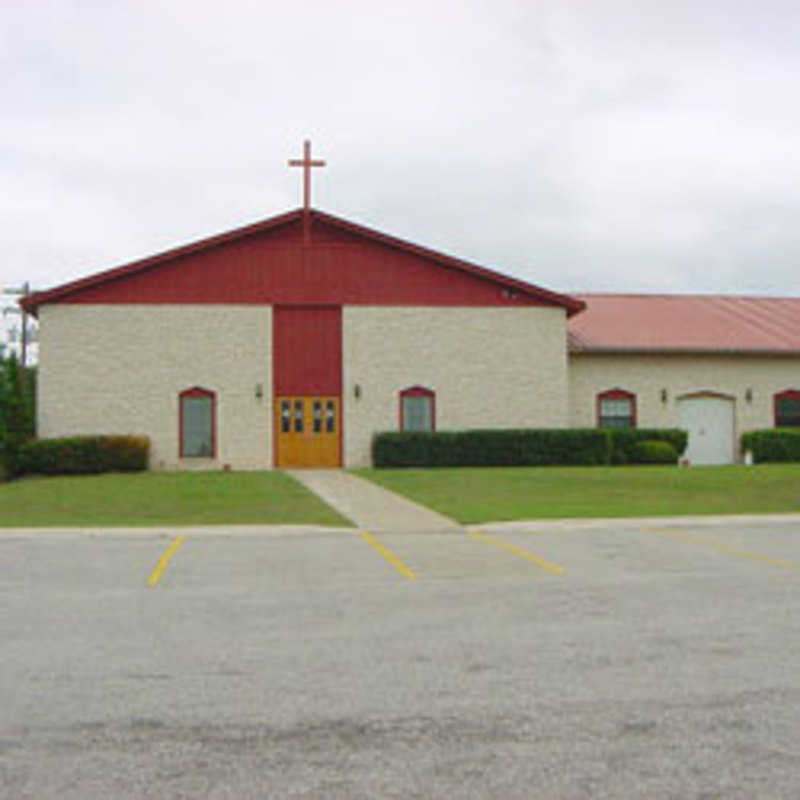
<box><xmin>630</xmin><ymin>439</ymin><xmax>679</xmax><ymax>465</ymax></box>
<box><xmin>19</xmin><ymin>435</ymin><xmax>150</xmax><ymax>475</ymax></box>
<box><xmin>372</xmin><ymin>428</ymin><xmax>687</xmax><ymax>468</ymax></box>
<box><xmin>741</xmin><ymin>429</ymin><xmax>800</xmax><ymax>463</ymax></box>
<box><xmin>609</xmin><ymin>429</ymin><xmax>688</xmax><ymax>465</ymax></box>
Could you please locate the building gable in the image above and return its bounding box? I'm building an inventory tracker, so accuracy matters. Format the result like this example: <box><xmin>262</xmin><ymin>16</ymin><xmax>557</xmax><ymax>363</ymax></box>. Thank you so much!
<box><xmin>23</xmin><ymin>209</ymin><xmax>584</xmax><ymax>315</ymax></box>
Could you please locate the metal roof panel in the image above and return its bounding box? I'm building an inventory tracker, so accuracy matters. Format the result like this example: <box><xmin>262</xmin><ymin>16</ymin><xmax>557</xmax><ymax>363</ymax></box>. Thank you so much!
<box><xmin>568</xmin><ymin>294</ymin><xmax>800</xmax><ymax>354</ymax></box>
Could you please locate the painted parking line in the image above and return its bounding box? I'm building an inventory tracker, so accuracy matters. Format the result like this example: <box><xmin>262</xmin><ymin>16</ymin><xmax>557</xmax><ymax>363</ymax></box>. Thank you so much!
<box><xmin>468</xmin><ymin>530</ymin><xmax>564</xmax><ymax>575</ymax></box>
<box><xmin>359</xmin><ymin>531</ymin><xmax>417</xmax><ymax>581</ymax></box>
<box><xmin>644</xmin><ymin>528</ymin><xmax>799</xmax><ymax>569</ymax></box>
<box><xmin>147</xmin><ymin>536</ymin><xmax>185</xmax><ymax>587</ymax></box>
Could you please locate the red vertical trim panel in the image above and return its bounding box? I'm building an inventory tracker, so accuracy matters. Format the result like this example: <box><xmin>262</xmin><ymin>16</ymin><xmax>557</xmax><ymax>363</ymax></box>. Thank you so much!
<box><xmin>273</xmin><ymin>306</ymin><xmax>342</xmax><ymax>396</ymax></box>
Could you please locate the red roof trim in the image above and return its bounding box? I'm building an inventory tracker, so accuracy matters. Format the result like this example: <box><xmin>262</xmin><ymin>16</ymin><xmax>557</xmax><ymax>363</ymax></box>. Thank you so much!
<box><xmin>21</xmin><ymin>207</ymin><xmax>585</xmax><ymax>317</ymax></box>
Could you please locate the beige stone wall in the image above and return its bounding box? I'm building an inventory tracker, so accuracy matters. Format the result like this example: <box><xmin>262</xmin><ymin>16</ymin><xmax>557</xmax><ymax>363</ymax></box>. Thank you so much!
<box><xmin>342</xmin><ymin>306</ymin><xmax>569</xmax><ymax>467</ymax></box>
<box><xmin>37</xmin><ymin>305</ymin><xmax>272</xmax><ymax>469</ymax></box>
<box><xmin>569</xmin><ymin>352</ymin><xmax>800</xmax><ymax>457</ymax></box>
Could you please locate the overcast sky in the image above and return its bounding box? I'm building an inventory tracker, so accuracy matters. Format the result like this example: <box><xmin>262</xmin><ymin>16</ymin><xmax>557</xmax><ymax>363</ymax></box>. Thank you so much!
<box><xmin>3</xmin><ymin>0</ymin><xmax>800</xmax><ymax>302</ymax></box>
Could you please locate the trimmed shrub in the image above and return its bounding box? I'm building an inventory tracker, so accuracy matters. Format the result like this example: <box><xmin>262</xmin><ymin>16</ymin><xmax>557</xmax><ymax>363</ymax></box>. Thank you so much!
<box><xmin>513</xmin><ymin>429</ymin><xmax>610</xmax><ymax>466</ymax></box>
<box><xmin>372</xmin><ymin>429</ymin><xmax>610</xmax><ymax>468</ymax></box>
<box><xmin>607</xmin><ymin>429</ymin><xmax>687</xmax><ymax>464</ymax></box>
<box><xmin>372</xmin><ymin>427</ymin><xmax>689</xmax><ymax>468</ymax></box>
<box><xmin>741</xmin><ymin>429</ymin><xmax>800</xmax><ymax>463</ymax></box>
<box><xmin>19</xmin><ymin>435</ymin><xmax>150</xmax><ymax>475</ymax></box>
<box><xmin>630</xmin><ymin>439</ymin><xmax>679</xmax><ymax>464</ymax></box>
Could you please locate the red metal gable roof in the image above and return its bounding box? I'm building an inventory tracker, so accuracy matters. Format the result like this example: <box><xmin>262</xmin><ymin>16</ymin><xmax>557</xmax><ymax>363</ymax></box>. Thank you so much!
<box><xmin>569</xmin><ymin>294</ymin><xmax>800</xmax><ymax>354</ymax></box>
<box><xmin>21</xmin><ymin>208</ymin><xmax>584</xmax><ymax>317</ymax></box>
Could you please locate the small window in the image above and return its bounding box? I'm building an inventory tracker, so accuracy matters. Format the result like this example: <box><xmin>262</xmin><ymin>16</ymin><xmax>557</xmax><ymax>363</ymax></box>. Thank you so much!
<box><xmin>313</xmin><ymin>400</ymin><xmax>322</xmax><ymax>433</ymax></box>
<box><xmin>400</xmin><ymin>386</ymin><xmax>435</xmax><ymax>432</ymax></box>
<box><xmin>293</xmin><ymin>400</ymin><xmax>304</xmax><ymax>433</ymax></box>
<box><xmin>597</xmin><ymin>389</ymin><xmax>636</xmax><ymax>429</ymax></box>
<box><xmin>775</xmin><ymin>390</ymin><xmax>800</xmax><ymax>427</ymax></box>
<box><xmin>180</xmin><ymin>387</ymin><xmax>216</xmax><ymax>457</ymax></box>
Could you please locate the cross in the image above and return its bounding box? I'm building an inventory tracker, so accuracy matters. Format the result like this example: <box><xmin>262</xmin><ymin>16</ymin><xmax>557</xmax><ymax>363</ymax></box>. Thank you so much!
<box><xmin>288</xmin><ymin>139</ymin><xmax>326</xmax><ymax>211</ymax></box>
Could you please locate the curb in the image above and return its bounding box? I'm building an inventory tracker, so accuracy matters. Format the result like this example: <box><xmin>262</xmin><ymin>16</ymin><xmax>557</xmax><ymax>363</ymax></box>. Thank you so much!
<box><xmin>482</xmin><ymin>513</ymin><xmax>800</xmax><ymax>533</ymax></box>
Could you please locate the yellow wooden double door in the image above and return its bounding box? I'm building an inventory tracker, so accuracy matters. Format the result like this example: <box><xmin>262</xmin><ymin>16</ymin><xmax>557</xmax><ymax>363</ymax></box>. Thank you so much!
<box><xmin>275</xmin><ymin>396</ymin><xmax>341</xmax><ymax>467</ymax></box>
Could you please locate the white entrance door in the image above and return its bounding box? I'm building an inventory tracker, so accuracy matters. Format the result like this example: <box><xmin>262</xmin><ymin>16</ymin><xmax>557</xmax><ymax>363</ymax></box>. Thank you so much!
<box><xmin>677</xmin><ymin>395</ymin><xmax>735</xmax><ymax>465</ymax></box>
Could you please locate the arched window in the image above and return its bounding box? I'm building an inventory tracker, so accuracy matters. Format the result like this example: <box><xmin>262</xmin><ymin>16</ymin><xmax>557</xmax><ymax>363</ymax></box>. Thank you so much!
<box><xmin>774</xmin><ymin>390</ymin><xmax>800</xmax><ymax>428</ymax></box>
<box><xmin>597</xmin><ymin>388</ymin><xmax>636</xmax><ymax>429</ymax></box>
<box><xmin>399</xmin><ymin>386</ymin><xmax>436</xmax><ymax>432</ymax></box>
<box><xmin>180</xmin><ymin>387</ymin><xmax>216</xmax><ymax>457</ymax></box>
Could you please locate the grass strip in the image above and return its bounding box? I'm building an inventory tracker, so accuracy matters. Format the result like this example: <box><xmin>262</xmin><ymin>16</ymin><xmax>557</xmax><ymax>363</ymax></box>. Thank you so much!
<box><xmin>0</xmin><ymin>470</ymin><xmax>352</xmax><ymax>527</ymax></box>
<box><xmin>354</xmin><ymin>464</ymin><xmax>800</xmax><ymax>524</ymax></box>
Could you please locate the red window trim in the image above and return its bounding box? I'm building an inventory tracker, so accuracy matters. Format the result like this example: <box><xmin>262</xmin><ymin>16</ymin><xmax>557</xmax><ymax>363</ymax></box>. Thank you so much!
<box><xmin>774</xmin><ymin>389</ymin><xmax>800</xmax><ymax>427</ymax></box>
<box><xmin>596</xmin><ymin>388</ymin><xmax>637</xmax><ymax>428</ymax></box>
<box><xmin>179</xmin><ymin>386</ymin><xmax>217</xmax><ymax>458</ymax></box>
<box><xmin>399</xmin><ymin>385</ymin><xmax>436</xmax><ymax>432</ymax></box>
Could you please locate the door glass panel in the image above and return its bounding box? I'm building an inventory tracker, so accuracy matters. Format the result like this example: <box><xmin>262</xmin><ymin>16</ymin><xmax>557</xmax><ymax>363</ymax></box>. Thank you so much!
<box><xmin>313</xmin><ymin>400</ymin><xmax>322</xmax><ymax>433</ymax></box>
<box><xmin>326</xmin><ymin>400</ymin><xmax>336</xmax><ymax>433</ymax></box>
<box><xmin>280</xmin><ymin>400</ymin><xmax>290</xmax><ymax>433</ymax></box>
<box><xmin>293</xmin><ymin>400</ymin><xmax>304</xmax><ymax>433</ymax></box>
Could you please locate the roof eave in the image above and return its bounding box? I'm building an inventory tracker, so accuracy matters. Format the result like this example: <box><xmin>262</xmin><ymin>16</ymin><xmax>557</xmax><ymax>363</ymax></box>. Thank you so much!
<box><xmin>569</xmin><ymin>346</ymin><xmax>800</xmax><ymax>356</ymax></box>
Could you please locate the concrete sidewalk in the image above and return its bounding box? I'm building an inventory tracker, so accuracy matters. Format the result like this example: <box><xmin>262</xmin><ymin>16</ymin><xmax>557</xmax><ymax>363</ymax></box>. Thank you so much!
<box><xmin>288</xmin><ymin>469</ymin><xmax>462</xmax><ymax>532</ymax></box>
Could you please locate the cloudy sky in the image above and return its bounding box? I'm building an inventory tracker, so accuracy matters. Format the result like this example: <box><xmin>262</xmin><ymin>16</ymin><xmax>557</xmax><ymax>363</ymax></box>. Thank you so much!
<box><xmin>3</xmin><ymin>0</ymin><xmax>800</xmax><ymax>303</ymax></box>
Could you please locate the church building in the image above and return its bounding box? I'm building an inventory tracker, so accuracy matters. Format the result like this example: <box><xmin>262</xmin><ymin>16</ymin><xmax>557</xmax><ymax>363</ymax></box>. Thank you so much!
<box><xmin>21</xmin><ymin>144</ymin><xmax>800</xmax><ymax>468</ymax></box>
<box><xmin>23</xmin><ymin>205</ymin><xmax>584</xmax><ymax>469</ymax></box>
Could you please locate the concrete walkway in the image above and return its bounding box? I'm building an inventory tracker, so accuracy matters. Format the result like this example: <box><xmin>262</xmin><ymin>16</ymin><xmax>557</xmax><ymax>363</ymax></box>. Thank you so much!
<box><xmin>288</xmin><ymin>469</ymin><xmax>462</xmax><ymax>532</ymax></box>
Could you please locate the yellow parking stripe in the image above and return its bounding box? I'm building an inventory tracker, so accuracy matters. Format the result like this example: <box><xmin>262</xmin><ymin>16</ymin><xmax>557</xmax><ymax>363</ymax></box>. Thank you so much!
<box><xmin>469</xmin><ymin>530</ymin><xmax>564</xmax><ymax>575</ymax></box>
<box><xmin>147</xmin><ymin>536</ymin><xmax>185</xmax><ymax>587</ymax></box>
<box><xmin>645</xmin><ymin>528</ymin><xmax>799</xmax><ymax>569</ymax></box>
<box><xmin>360</xmin><ymin>531</ymin><xmax>417</xmax><ymax>581</ymax></box>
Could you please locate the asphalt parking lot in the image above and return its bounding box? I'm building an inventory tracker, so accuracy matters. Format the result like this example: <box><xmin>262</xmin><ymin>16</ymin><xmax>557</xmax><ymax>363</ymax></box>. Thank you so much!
<box><xmin>2</xmin><ymin>518</ymin><xmax>800</xmax><ymax>799</ymax></box>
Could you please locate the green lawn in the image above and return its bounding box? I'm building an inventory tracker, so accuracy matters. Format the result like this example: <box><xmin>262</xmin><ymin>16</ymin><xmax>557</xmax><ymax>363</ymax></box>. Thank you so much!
<box><xmin>355</xmin><ymin>464</ymin><xmax>800</xmax><ymax>524</ymax></box>
<box><xmin>0</xmin><ymin>471</ymin><xmax>352</xmax><ymax>527</ymax></box>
